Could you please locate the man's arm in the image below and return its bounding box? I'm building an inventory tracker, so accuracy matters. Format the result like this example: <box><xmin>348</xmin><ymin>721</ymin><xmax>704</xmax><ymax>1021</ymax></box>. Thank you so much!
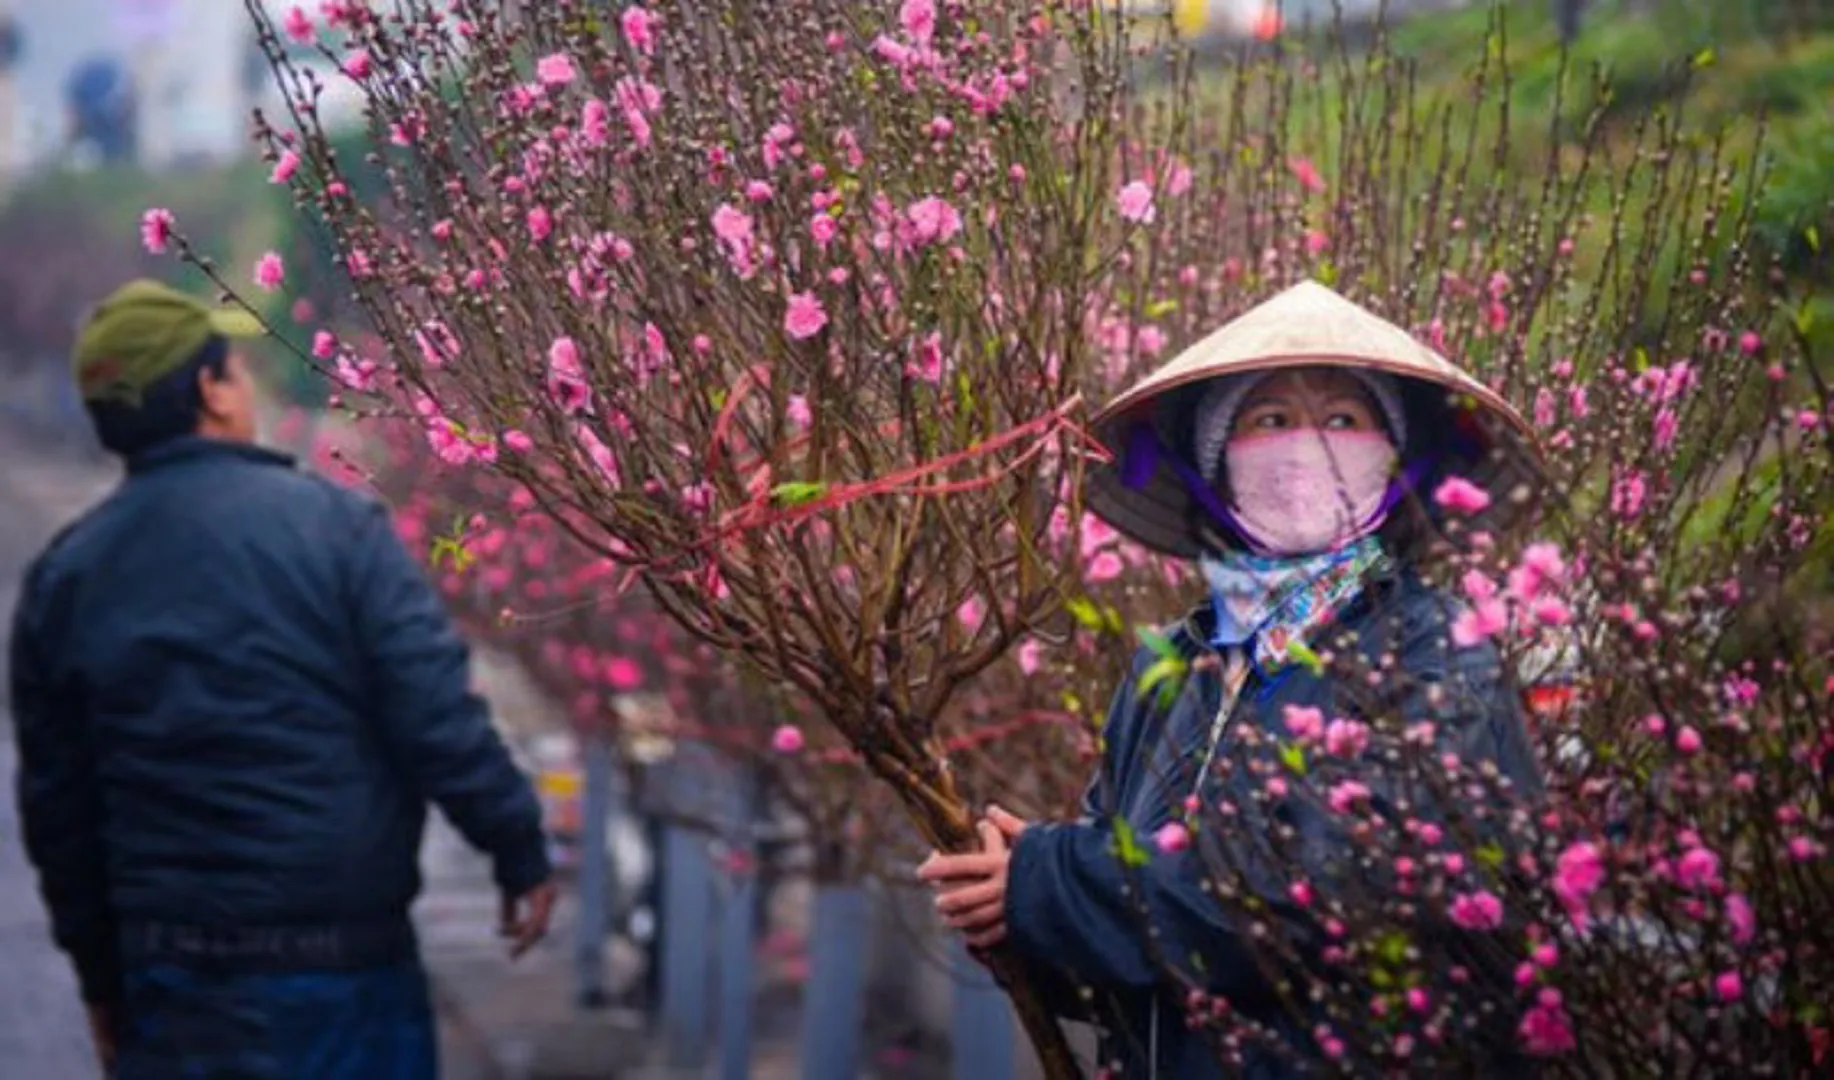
<box><xmin>10</xmin><ymin>558</ymin><xmax>121</xmax><ymax>1005</ymax></box>
<box><xmin>343</xmin><ymin>496</ymin><xmax>552</xmax><ymax>900</ymax></box>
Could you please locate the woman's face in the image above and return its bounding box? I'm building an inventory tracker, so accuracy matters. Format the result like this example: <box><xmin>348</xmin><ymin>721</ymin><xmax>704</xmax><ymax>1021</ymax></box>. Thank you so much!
<box><xmin>1229</xmin><ymin>368</ymin><xmax>1385</xmax><ymax>444</ymax></box>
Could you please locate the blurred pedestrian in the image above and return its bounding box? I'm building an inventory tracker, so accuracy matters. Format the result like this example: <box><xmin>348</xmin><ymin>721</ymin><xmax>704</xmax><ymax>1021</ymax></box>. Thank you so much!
<box><xmin>9</xmin><ymin>280</ymin><xmax>556</xmax><ymax>1079</ymax></box>
<box><xmin>920</xmin><ymin>281</ymin><xmax>1544</xmax><ymax>1078</ymax></box>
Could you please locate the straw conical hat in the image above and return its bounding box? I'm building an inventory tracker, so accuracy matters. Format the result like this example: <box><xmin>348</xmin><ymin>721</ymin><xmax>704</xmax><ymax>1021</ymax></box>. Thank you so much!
<box><xmin>1087</xmin><ymin>279</ymin><xmax>1542</xmax><ymax>558</ymax></box>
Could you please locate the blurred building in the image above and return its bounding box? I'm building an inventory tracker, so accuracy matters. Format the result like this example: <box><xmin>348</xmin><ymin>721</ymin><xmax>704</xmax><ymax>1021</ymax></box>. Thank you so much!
<box><xmin>1118</xmin><ymin>0</ymin><xmax>1477</xmax><ymax>41</ymax></box>
<box><xmin>3</xmin><ymin>0</ymin><xmax>361</xmax><ymax>178</ymax></box>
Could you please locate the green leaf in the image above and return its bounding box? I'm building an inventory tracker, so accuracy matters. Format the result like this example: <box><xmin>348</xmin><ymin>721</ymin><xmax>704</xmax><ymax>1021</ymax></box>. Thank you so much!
<box><xmin>1314</xmin><ymin>259</ymin><xmax>1339</xmax><ymax>287</ymax></box>
<box><xmin>1136</xmin><ymin>625</ymin><xmax>1180</xmax><ymax>659</ymax></box>
<box><xmin>1111</xmin><ymin>817</ymin><xmax>1150</xmax><ymax>867</ymax></box>
<box><xmin>1690</xmin><ymin>46</ymin><xmax>1715</xmax><ymax>69</ymax></box>
<box><xmin>1370</xmin><ymin>968</ymin><xmax>1393</xmax><ymax>989</ymax></box>
<box><xmin>1807</xmin><ymin>225</ymin><xmax>1822</xmax><ymax>254</ymax></box>
<box><xmin>1279</xmin><ymin>742</ymin><xmax>1308</xmax><ymax>776</ymax></box>
<box><xmin>1476</xmin><ymin>842</ymin><xmax>1506</xmax><ymax>869</ymax></box>
<box><xmin>1632</xmin><ymin>346</ymin><xmax>1650</xmax><ymax>372</ymax></box>
<box><xmin>1138</xmin><ymin>656</ymin><xmax>1188</xmax><ymax>710</ymax></box>
<box><xmin>1375</xmin><ymin>929</ymin><xmax>1409</xmax><ymax>966</ymax></box>
<box><xmin>771</xmin><ymin>481</ymin><xmax>828</xmax><ymax>507</ymax></box>
<box><xmin>1795</xmin><ymin>302</ymin><xmax>1817</xmax><ymax>337</ymax></box>
<box><xmin>1284</xmin><ymin>640</ymin><xmax>1325</xmax><ymax>676</ymax></box>
<box><xmin>1067</xmin><ymin>596</ymin><xmax>1105</xmax><ymax>631</ymax></box>
<box><xmin>1143</xmin><ymin>298</ymin><xmax>1179</xmax><ymax>319</ymax></box>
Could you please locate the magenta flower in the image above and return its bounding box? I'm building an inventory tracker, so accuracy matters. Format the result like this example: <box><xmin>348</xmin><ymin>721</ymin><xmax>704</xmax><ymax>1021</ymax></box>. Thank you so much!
<box><xmin>621</xmin><ymin>6</ymin><xmax>658</xmax><ymax>55</ymax></box>
<box><xmin>1116</xmin><ymin>180</ymin><xmax>1156</xmax><ymax>224</ymax></box>
<box><xmin>282</xmin><ymin>6</ymin><xmax>315</xmax><ymax>44</ymax></box>
<box><xmin>1153</xmin><ymin>821</ymin><xmax>1190</xmax><ymax>854</ymax></box>
<box><xmin>1553</xmin><ymin>840</ymin><xmax>1605</xmax><ymax>914</ymax></box>
<box><xmin>604</xmin><ymin>655</ymin><xmax>643</xmax><ymax>690</ymax></box>
<box><xmin>1675</xmin><ymin>725</ymin><xmax>1702</xmax><ymax>755</ymax></box>
<box><xmin>253</xmin><ymin>252</ymin><xmax>286</xmax><ymax>291</ymax></box>
<box><xmin>770</xmin><ymin>724</ymin><xmax>805</xmax><ymax>754</ymax></box>
<box><xmin>343</xmin><ymin>49</ymin><xmax>372</xmax><ymax>80</ymax></box>
<box><xmin>1725</xmin><ymin>892</ymin><xmax>1756</xmax><ymax>945</ymax></box>
<box><xmin>1323</xmin><ymin>719</ymin><xmax>1369</xmax><ymax>758</ymax></box>
<box><xmin>503</xmin><ymin>430</ymin><xmax>534</xmax><ymax>454</ymax></box>
<box><xmin>900</xmin><ymin>0</ymin><xmax>937</xmax><ymax>45</ymax></box>
<box><xmin>527</xmin><ymin>206</ymin><xmax>553</xmax><ymax>242</ymax></box>
<box><xmin>810</xmin><ymin>214</ymin><xmax>838</xmax><ymax>246</ymax></box>
<box><xmin>1433</xmin><ymin>475</ymin><xmax>1492</xmax><ymax>515</ymax></box>
<box><xmin>1288</xmin><ymin>156</ymin><xmax>1326</xmax><ymax>193</ymax></box>
<box><xmin>784</xmin><ymin>292</ymin><xmax>828</xmax><ymax>340</ymax></box>
<box><xmin>1326</xmin><ymin>780</ymin><xmax>1371</xmax><ymax>815</ymax></box>
<box><xmin>1450</xmin><ymin>597</ymin><xmax>1507</xmax><ymax>648</ymax></box>
<box><xmin>905</xmin><ymin>196</ymin><xmax>963</xmax><ymax>246</ymax></box>
<box><xmin>581</xmin><ymin>98</ymin><xmax>610</xmax><ymax>146</ymax></box>
<box><xmin>270</xmin><ymin>150</ymin><xmax>301</xmax><ymax>184</ymax></box>
<box><xmin>1715</xmin><ymin>971</ymin><xmax>1743</xmax><ymax>1002</ymax></box>
<box><xmin>311</xmin><ymin>331</ymin><xmax>338</xmax><ymax>360</ymax></box>
<box><xmin>547</xmin><ymin>336</ymin><xmax>592</xmax><ymax>413</ymax></box>
<box><xmin>1016</xmin><ymin>638</ymin><xmax>1042</xmax><ymax>675</ymax></box>
<box><xmin>1283</xmin><ymin>704</ymin><xmax>1325</xmax><ymax>743</ymax></box>
<box><xmin>1449</xmin><ymin>890</ymin><xmax>1505</xmax><ymax>931</ymax></box>
<box><xmin>1518</xmin><ymin>1000</ymin><xmax>1575</xmax><ymax>1056</ymax></box>
<box><xmin>1675</xmin><ymin>845</ymin><xmax>1722</xmax><ymax>891</ymax></box>
<box><xmin>140</xmin><ymin>207</ymin><xmax>176</xmax><ymax>254</ymax></box>
<box><xmin>907</xmin><ymin>332</ymin><xmax>946</xmax><ymax>384</ymax></box>
<box><xmin>536</xmin><ymin>53</ymin><xmax>576</xmax><ymax>86</ymax></box>
<box><xmin>1738</xmin><ymin>330</ymin><xmax>1763</xmax><ymax>355</ymax></box>
<box><xmin>785</xmin><ymin>394</ymin><xmax>812</xmax><ymax>429</ymax></box>
<box><xmin>1085</xmin><ymin>551</ymin><xmax>1124</xmax><ymax>583</ymax></box>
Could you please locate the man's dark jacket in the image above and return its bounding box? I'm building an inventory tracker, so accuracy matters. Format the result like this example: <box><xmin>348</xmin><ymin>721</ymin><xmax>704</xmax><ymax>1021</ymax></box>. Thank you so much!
<box><xmin>1004</xmin><ymin>566</ymin><xmax>1544</xmax><ymax>1078</ymax></box>
<box><xmin>9</xmin><ymin>437</ymin><xmax>550</xmax><ymax>1005</ymax></box>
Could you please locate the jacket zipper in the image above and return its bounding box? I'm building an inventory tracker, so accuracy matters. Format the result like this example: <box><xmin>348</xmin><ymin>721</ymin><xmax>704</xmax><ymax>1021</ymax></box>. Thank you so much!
<box><xmin>1151</xmin><ymin>649</ymin><xmax>1248</xmax><ymax>1080</ymax></box>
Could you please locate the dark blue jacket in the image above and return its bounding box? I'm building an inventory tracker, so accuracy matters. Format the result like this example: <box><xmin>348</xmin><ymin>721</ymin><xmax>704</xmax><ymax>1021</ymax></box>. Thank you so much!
<box><xmin>9</xmin><ymin>438</ymin><xmax>550</xmax><ymax>1004</ymax></box>
<box><xmin>1004</xmin><ymin>567</ymin><xmax>1542</xmax><ymax>1078</ymax></box>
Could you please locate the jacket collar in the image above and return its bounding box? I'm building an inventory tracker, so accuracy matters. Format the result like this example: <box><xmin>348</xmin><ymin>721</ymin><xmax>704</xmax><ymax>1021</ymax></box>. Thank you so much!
<box><xmin>126</xmin><ymin>435</ymin><xmax>297</xmax><ymax>476</ymax></box>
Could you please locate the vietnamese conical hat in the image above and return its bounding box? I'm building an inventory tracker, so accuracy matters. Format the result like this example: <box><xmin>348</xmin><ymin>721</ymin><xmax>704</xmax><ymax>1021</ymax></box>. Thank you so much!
<box><xmin>1086</xmin><ymin>279</ymin><xmax>1543</xmax><ymax>558</ymax></box>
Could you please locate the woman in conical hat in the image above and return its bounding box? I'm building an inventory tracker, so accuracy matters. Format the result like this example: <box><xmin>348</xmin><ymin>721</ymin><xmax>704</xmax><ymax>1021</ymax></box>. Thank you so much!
<box><xmin>921</xmin><ymin>281</ymin><xmax>1546</xmax><ymax>1078</ymax></box>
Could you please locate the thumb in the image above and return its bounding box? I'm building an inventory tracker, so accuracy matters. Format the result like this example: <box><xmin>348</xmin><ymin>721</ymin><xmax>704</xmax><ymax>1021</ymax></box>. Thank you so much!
<box><xmin>986</xmin><ymin>804</ymin><xmax>1027</xmax><ymax>838</ymax></box>
<box><xmin>977</xmin><ymin>818</ymin><xmax>1007</xmax><ymax>855</ymax></box>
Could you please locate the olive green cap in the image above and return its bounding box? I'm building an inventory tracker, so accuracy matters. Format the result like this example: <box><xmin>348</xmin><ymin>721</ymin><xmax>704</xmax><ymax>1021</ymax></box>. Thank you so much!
<box><xmin>73</xmin><ymin>279</ymin><xmax>265</xmax><ymax>405</ymax></box>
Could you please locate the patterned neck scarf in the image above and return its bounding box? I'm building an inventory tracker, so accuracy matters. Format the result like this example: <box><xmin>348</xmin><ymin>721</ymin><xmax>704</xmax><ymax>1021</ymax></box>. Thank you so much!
<box><xmin>1199</xmin><ymin>535</ymin><xmax>1389</xmax><ymax>672</ymax></box>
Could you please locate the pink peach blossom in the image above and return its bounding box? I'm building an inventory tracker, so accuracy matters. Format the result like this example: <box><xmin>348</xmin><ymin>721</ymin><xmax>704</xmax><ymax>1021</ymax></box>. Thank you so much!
<box><xmin>1153</xmin><ymin>822</ymin><xmax>1190</xmax><ymax>854</ymax></box>
<box><xmin>536</xmin><ymin>53</ymin><xmax>577</xmax><ymax>86</ymax></box>
<box><xmin>621</xmin><ymin>6</ymin><xmax>658</xmax><ymax>54</ymax></box>
<box><xmin>784</xmin><ymin>292</ymin><xmax>828</xmax><ymax>340</ymax></box>
<box><xmin>1449</xmin><ymin>890</ymin><xmax>1505</xmax><ymax>931</ymax></box>
<box><xmin>771</xmin><ymin>725</ymin><xmax>806</xmax><ymax>754</ymax></box>
<box><xmin>254</xmin><ymin>252</ymin><xmax>286</xmax><ymax>291</ymax></box>
<box><xmin>1433</xmin><ymin>476</ymin><xmax>1491</xmax><ymax>515</ymax></box>
<box><xmin>282</xmin><ymin>6</ymin><xmax>315</xmax><ymax>43</ymax></box>
<box><xmin>140</xmin><ymin>207</ymin><xmax>175</xmax><ymax>254</ymax></box>
<box><xmin>1116</xmin><ymin>181</ymin><xmax>1155</xmax><ymax>224</ymax></box>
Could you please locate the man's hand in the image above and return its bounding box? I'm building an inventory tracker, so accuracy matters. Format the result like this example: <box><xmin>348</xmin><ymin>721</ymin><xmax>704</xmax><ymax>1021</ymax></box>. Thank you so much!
<box><xmin>916</xmin><ymin>805</ymin><xmax>1034</xmax><ymax>949</ymax></box>
<box><xmin>499</xmin><ymin>878</ymin><xmax>558</xmax><ymax>959</ymax></box>
<box><xmin>86</xmin><ymin>1002</ymin><xmax>118</xmax><ymax>1075</ymax></box>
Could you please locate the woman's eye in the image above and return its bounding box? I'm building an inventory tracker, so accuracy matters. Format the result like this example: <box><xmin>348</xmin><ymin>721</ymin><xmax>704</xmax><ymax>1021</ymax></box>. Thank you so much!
<box><xmin>1324</xmin><ymin>412</ymin><xmax>1365</xmax><ymax>430</ymax></box>
<box><xmin>1254</xmin><ymin>413</ymin><xmax>1290</xmax><ymax>429</ymax></box>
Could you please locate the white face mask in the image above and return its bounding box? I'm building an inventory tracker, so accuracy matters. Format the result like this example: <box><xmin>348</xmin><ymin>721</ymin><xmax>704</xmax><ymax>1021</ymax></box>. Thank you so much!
<box><xmin>1224</xmin><ymin>429</ymin><xmax>1398</xmax><ymax>555</ymax></box>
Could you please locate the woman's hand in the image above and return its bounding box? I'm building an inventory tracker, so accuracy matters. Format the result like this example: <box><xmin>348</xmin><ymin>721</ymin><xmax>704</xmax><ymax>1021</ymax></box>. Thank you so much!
<box><xmin>917</xmin><ymin>805</ymin><xmax>1032</xmax><ymax>949</ymax></box>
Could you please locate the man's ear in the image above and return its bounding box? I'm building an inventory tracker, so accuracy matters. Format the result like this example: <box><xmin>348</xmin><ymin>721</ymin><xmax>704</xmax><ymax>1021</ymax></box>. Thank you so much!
<box><xmin>195</xmin><ymin>361</ymin><xmax>231</xmax><ymax>419</ymax></box>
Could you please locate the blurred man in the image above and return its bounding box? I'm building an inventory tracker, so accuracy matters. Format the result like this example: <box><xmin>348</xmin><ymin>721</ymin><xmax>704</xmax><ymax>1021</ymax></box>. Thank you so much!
<box><xmin>64</xmin><ymin>55</ymin><xmax>137</xmax><ymax>166</ymax></box>
<box><xmin>9</xmin><ymin>280</ymin><xmax>556</xmax><ymax>1079</ymax></box>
